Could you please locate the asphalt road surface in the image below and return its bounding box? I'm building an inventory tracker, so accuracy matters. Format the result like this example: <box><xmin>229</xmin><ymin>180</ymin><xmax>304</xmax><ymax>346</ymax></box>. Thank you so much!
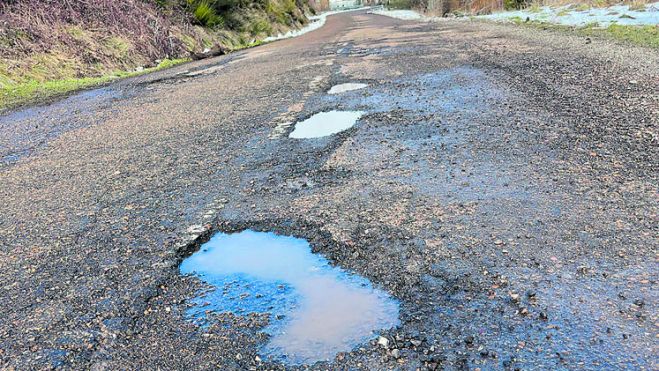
<box><xmin>1</xmin><ymin>10</ymin><xmax>657</xmax><ymax>370</ymax></box>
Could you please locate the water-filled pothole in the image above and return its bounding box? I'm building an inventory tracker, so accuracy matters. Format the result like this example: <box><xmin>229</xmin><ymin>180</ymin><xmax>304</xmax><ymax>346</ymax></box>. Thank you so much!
<box><xmin>289</xmin><ymin>110</ymin><xmax>364</xmax><ymax>138</ymax></box>
<box><xmin>328</xmin><ymin>83</ymin><xmax>368</xmax><ymax>94</ymax></box>
<box><xmin>180</xmin><ymin>230</ymin><xmax>399</xmax><ymax>365</ymax></box>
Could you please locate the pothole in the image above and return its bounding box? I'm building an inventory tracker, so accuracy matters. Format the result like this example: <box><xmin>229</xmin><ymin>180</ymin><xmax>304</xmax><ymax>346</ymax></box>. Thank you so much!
<box><xmin>180</xmin><ymin>229</ymin><xmax>399</xmax><ymax>365</ymax></box>
<box><xmin>289</xmin><ymin>110</ymin><xmax>364</xmax><ymax>138</ymax></box>
<box><xmin>327</xmin><ymin>83</ymin><xmax>368</xmax><ymax>94</ymax></box>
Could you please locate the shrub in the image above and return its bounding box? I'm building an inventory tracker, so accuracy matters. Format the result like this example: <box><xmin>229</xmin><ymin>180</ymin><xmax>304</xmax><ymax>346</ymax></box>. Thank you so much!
<box><xmin>504</xmin><ymin>0</ymin><xmax>527</xmax><ymax>10</ymax></box>
<box><xmin>190</xmin><ymin>1</ymin><xmax>222</xmax><ymax>27</ymax></box>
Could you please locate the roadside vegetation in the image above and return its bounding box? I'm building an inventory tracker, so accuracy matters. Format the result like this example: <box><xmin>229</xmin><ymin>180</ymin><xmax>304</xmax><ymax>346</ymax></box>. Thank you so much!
<box><xmin>405</xmin><ymin>0</ymin><xmax>655</xmax><ymax>14</ymax></box>
<box><xmin>387</xmin><ymin>0</ymin><xmax>657</xmax><ymax>48</ymax></box>
<box><xmin>0</xmin><ymin>0</ymin><xmax>310</xmax><ymax>111</ymax></box>
<box><xmin>504</xmin><ymin>17</ymin><xmax>659</xmax><ymax>47</ymax></box>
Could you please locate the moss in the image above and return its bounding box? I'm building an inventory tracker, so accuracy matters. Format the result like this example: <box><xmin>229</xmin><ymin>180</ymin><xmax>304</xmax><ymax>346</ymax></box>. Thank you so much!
<box><xmin>0</xmin><ymin>58</ymin><xmax>188</xmax><ymax>112</ymax></box>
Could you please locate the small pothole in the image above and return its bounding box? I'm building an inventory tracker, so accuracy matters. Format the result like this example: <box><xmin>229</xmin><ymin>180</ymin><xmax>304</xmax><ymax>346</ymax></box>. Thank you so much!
<box><xmin>327</xmin><ymin>83</ymin><xmax>368</xmax><ymax>94</ymax></box>
<box><xmin>289</xmin><ymin>110</ymin><xmax>364</xmax><ymax>138</ymax></box>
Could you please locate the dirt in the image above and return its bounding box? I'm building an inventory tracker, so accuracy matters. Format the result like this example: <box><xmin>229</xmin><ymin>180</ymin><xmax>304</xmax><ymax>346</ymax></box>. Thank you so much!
<box><xmin>0</xmin><ymin>10</ymin><xmax>657</xmax><ymax>370</ymax></box>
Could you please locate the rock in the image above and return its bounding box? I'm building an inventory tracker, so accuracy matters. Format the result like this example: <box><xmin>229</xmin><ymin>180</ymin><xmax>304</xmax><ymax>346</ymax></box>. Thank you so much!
<box><xmin>378</xmin><ymin>336</ymin><xmax>390</xmax><ymax>348</ymax></box>
<box><xmin>391</xmin><ymin>348</ymin><xmax>400</xmax><ymax>358</ymax></box>
<box><xmin>191</xmin><ymin>45</ymin><xmax>229</xmax><ymax>60</ymax></box>
<box><xmin>411</xmin><ymin>339</ymin><xmax>422</xmax><ymax>347</ymax></box>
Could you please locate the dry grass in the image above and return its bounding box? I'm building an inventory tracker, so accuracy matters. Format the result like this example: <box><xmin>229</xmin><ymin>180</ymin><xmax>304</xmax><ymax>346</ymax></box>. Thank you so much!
<box><xmin>420</xmin><ymin>0</ymin><xmax>654</xmax><ymax>15</ymax></box>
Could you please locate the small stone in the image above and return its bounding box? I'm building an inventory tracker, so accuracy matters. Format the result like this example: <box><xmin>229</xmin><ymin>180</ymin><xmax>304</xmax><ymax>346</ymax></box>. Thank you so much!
<box><xmin>391</xmin><ymin>349</ymin><xmax>400</xmax><ymax>358</ymax></box>
<box><xmin>411</xmin><ymin>339</ymin><xmax>422</xmax><ymax>347</ymax></box>
<box><xmin>378</xmin><ymin>336</ymin><xmax>389</xmax><ymax>348</ymax></box>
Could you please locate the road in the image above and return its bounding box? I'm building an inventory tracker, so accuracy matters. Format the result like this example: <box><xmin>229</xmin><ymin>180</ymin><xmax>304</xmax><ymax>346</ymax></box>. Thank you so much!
<box><xmin>1</xmin><ymin>10</ymin><xmax>657</xmax><ymax>370</ymax></box>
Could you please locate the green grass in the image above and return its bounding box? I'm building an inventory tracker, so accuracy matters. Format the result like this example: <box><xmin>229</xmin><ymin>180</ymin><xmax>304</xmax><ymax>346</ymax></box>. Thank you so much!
<box><xmin>386</xmin><ymin>0</ymin><xmax>412</xmax><ymax>10</ymax></box>
<box><xmin>583</xmin><ymin>23</ymin><xmax>659</xmax><ymax>48</ymax></box>
<box><xmin>0</xmin><ymin>58</ymin><xmax>188</xmax><ymax>112</ymax></box>
<box><xmin>491</xmin><ymin>17</ymin><xmax>659</xmax><ymax>49</ymax></box>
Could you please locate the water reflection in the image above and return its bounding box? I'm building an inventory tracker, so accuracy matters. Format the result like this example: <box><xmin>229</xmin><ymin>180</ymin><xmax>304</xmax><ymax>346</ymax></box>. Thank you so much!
<box><xmin>180</xmin><ymin>230</ymin><xmax>399</xmax><ymax>364</ymax></box>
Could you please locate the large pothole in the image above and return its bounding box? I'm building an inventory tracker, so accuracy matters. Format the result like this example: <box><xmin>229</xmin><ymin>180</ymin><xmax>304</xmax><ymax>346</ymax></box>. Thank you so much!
<box><xmin>180</xmin><ymin>229</ymin><xmax>400</xmax><ymax>365</ymax></box>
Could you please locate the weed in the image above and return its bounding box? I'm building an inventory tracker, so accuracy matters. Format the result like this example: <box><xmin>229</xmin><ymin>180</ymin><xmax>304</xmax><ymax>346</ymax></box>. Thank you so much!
<box><xmin>250</xmin><ymin>18</ymin><xmax>273</xmax><ymax>35</ymax></box>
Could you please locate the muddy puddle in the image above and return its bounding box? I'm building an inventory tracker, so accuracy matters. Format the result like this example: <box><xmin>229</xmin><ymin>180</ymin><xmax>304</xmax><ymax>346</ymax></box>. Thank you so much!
<box><xmin>328</xmin><ymin>83</ymin><xmax>368</xmax><ymax>94</ymax></box>
<box><xmin>289</xmin><ymin>110</ymin><xmax>364</xmax><ymax>138</ymax></box>
<box><xmin>180</xmin><ymin>230</ymin><xmax>399</xmax><ymax>365</ymax></box>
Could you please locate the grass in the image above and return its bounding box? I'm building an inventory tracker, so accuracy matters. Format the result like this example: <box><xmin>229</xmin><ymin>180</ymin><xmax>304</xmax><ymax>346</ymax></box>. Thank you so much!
<box><xmin>502</xmin><ymin>18</ymin><xmax>659</xmax><ymax>48</ymax></box>
<box><xmin>0</xmin><ymin>58</ymin><xmax>188</xmax><ymax>112</ymax></box>
<box><xmin>387</xmin><ymin>0</ymin><xmax>413</xmax><ymax>10</ymax></box>
<box><xmin>582</xmin><ymin>23</ymin><xmax>659</xmax><ymax>48</ymax></box>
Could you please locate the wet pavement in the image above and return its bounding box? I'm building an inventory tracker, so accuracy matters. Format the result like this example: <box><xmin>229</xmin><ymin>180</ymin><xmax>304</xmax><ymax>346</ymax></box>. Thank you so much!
<box><xmin>0</xmin><ymin>9</ymin><xmax>657</xmax><ymax>371</ymax></box>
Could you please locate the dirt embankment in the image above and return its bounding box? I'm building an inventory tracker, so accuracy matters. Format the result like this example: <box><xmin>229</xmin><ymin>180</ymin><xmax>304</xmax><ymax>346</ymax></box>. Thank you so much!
<box><xmin>0</xmin><ymin>0</ymin><xmax>310</xmax><ymax>87</ymax></box>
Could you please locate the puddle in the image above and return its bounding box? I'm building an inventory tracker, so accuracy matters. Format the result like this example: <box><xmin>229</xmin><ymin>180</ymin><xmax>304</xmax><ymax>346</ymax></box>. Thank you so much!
<box><xmin>289</xmin><ymin>110</ymin><xmax>364</xmax><ymax>138</ymax></box>
<box><xmin>180</xmin><ymin>230</ymin><xmax>399</xmax><ymax>365</ymax></box>
<box><xmin>327</xmin><ymin>83</ymin><xmax>368</xmax><ymax>94</ymax></box>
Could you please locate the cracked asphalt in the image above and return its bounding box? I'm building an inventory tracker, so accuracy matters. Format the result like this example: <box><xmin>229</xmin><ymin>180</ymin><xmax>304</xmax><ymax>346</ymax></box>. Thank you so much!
<box><xmin>1</xmin><ymin>10</ymin><xmax>657</xmax><ymax>370</ymax></box>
